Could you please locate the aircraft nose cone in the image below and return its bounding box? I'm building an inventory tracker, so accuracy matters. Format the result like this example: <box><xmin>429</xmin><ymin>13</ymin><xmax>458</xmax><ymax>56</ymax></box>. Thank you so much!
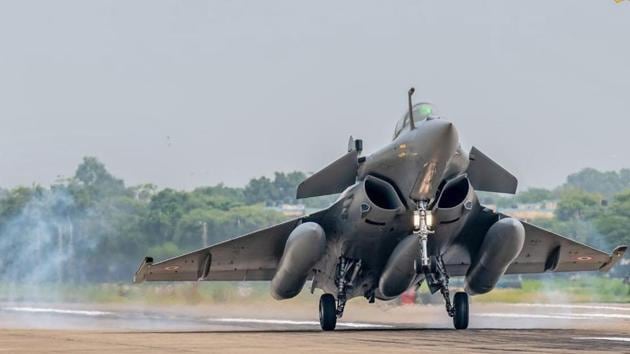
<box><xmin>422</xmin><ymin>119</ymin><xmax>458</xmax><ymax>149</ymax></box>
<box><xmin>409</xmin><ymin>119</ymin><xmax>460</xmax><ymax>200</ymax></box>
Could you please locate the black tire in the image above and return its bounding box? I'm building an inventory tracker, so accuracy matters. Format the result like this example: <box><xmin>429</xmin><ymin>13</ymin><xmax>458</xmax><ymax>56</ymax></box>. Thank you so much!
<box><xmin>319</xmin><ymin>293</ymin><xmax>337</xmax><ymax>331</ymax></box>
<box><xmin>453</xmin><ymin>292</ymin><xmax>469</xmax><ymax>330</ymax></box>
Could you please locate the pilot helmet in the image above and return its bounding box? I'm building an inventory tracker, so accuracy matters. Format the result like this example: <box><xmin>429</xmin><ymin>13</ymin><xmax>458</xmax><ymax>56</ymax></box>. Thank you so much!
<box><xmin>414</xmin><ymin>102</ymin><xmax>439</xmax><ymax>121</ymax></box>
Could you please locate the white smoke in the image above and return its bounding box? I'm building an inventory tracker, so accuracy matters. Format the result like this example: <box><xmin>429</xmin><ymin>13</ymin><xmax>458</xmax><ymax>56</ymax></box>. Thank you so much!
<box><xmin>0</xmin><ymin>188</ymin><xmax>85</xmax><ymax>302</ymax></box>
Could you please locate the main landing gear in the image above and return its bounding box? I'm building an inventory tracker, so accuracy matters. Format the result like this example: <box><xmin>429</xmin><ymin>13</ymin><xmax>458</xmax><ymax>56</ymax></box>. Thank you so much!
<box><xmin>453</xmin><ymin>292</ymin><xmax>469</xmax><ymax>330</ymax></box>
<box><xmin>414</xmin><ymin>200</ymin><xmax>469</xmax><ymax>329</ymax></box>
<box><xmin>319</xmin><ymin>257</ymin><xmax>362</xmax><ymax>331</ymax></box>
<box><xmin>423</xmin><ymin>255</ymin><xmax>469</xmax><ymax>329</ymax></box>
<box><xmin>319</xmin><ymin>293</ymin><xmax>336</xmax><ymax>331</ymax></box>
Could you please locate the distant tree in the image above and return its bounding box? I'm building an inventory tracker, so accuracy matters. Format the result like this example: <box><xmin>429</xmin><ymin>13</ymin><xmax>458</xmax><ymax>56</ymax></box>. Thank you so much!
<box><xmin>192</xmin><ymin>184</ymin><xmax>245</xmax><ymax>210</ymax></box>
<box><xmin>244</xmin><ymin>176</ymin><xmax>275</xmax><ymax>205</ymax></box>
<box><xmin>145</xmin><ymin>189</ymin><xmax>190</xmax><ymax>244</ymax></box>
<box><xmin>0</xmin><ymin>186</ymin><xmax>41</xmax><ymax>224</ymax></box>
<box><xmin>301</xmin><ymin>194</ymin><xmax>338</xmax><ymax>209</ymax></box>
<box><xmin>555</xmin><ymin>188</ymin><xmax>602</xmax><ymax>222</ymax></box>
<box><xmin>222</xmin><ymin>205</ymin><xmax>286</xmax><ymax>238</ymax></box>
<box><xmin>129</xmin><ymin>184</ymin><xmax>158</xmax><ymax>203</ymax></box>
<box><xmin>68</xmin><ymin>157</ymin><xmax>128</xmax><ymax>209</ymax></box>
<box><xmin>78</xmin><ymin>194</ymin><xmax>149</xmax><ymax>282</ymax></box>
<box><xmin>174</xmin><ymin>208</ymin><xmax>228</xmax><ymax>249</ymax></box>
<box><xmin>533</xmin><ymin>216</ymin><xmax>605</xmax><ymax>249</ymax></box>
<box><xmin>146</xmin><ymin>241</ymin><xmax>182</xmax><ymax>262</ymax></box>
<box><xmin>516</xmin><ymin>188</ymin><xmax>553</xmax><ymax>204</ymax></box>
<box><xmin>0</xmin><ymin>158</ymin><xmax>323</xmax><ymax>283</ymax></box>
<box><xmin>564</xmin><ymin>168</ymin><xmax>630</xmax><ymax>198</ymax></box>
<box><xmin>273</xmin><ymin>171</ymin><xmax>306</xmax><ymax>204</ymax></box>
<box><xmin>595</xmin><ymin>189</ymin><xmax>630</xmax><ymax>247</ymax></box>
<box><xmin>74</xmin><ymin>157</ymin><xmax>126</xmax><ymax>195</ymax></box>
<box><xmin>244</xmin><ymin>171</ymin><xmax>308</xmax><ymax>206</ymax></box>
<box><xmin>173</xmin><ymin>205</ymin><xmax>285</xmax><ymax>252</ymax></box>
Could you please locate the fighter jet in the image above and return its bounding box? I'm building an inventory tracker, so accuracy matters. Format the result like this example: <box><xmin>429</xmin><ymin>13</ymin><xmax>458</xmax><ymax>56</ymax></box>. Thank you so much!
<box><xmin>134</xmin><ymin>88</ymin><xmax>627</xmax><ymax>330</ymax></box>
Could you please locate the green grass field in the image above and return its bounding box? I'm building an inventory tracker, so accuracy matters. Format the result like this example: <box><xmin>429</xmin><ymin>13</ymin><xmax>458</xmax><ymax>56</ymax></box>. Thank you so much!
<box><xmin>0</xmin><ymin>276</ymin><xmax>627</xmax><ymax>305</ymax></box>
<box><xmin>474</xmin><ymin>277</ymin><xmax>629</xmax><ymax>303</ymax></box>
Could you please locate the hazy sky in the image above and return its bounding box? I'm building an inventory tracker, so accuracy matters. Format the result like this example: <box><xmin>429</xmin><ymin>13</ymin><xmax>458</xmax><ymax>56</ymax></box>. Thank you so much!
<box><xmin>0</xmin><ymin>1</ymin><xmax>628</xmax><ymax>191</ymax></box>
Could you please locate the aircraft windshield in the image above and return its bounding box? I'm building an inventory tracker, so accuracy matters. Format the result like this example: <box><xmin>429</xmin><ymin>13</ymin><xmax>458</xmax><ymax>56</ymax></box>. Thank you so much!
<box><xmin>393</xmin><ymin>103</ymin><xmax>439</xmax><ymax>139</ymax></box>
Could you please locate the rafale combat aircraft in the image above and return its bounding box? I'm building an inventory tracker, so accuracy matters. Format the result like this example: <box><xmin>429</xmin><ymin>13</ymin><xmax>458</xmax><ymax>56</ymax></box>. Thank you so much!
<box><xmin>134</xmin><ymin>88</ymin><xmax>627</xmax><ymax>330</ymax></box>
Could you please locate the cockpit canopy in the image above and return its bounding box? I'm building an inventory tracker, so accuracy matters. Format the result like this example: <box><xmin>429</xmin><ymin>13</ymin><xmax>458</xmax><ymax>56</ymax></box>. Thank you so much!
<box><xmin>393</xmin><ymin>102</ymin><xmax>439</xmax><ymax>139</ymax></box>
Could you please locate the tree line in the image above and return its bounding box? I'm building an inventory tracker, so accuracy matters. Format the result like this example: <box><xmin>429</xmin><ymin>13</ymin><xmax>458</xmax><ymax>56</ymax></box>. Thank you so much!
<box><xmin>0</xmin><ymin>157</ymin><xmax>329</xmax><ymax>283</ymax></box>
<box><xmin>0</xmin><ymin>159</ymin><xmax>628</xmax><ymax>284</ymax></box>
<box><xmin>479</xmin><ymin>168</ymin><xmax>630</xmax><ymax>252</ymax></box>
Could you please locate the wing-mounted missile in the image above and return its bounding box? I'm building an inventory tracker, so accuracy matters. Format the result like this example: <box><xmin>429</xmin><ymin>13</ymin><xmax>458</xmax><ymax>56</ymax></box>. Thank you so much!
<box><xmin>296</xmin><ymin>138</ymin><xmax>363</xmax><ymax>199</ymax></box>
<box><xmin>467</xmin><ymin>146</ymin><xmax>518</xmax><ymax>194</ymax></box>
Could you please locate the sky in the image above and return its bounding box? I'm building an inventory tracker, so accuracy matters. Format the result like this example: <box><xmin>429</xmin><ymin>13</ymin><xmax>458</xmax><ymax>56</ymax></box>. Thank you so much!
<box><xmin>0</xmin><ymin>1</ymin><xmax>628</xmax><ymax>191</ymax></box>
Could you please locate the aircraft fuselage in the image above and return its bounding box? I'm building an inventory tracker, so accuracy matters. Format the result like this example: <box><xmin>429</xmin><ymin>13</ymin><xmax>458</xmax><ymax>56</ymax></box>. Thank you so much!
<box><xmin>308</xmin><ymin>117</ymin><xmax>478</xmax><ymax>301</ymax></box>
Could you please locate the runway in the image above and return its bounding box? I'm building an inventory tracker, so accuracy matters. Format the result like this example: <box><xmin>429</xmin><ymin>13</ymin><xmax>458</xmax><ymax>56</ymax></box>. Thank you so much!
<box><xmin>0</xmin><ymin>302</ymin><xmax>628</xmax><ymax>353</ymax></box>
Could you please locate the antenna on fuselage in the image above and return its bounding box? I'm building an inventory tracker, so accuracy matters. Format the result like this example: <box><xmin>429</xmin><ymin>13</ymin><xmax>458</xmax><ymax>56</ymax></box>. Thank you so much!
<box><xmin>407</xmin><ymin>87</ymin><xmax>416</xmax><ymax>130</ymax></box>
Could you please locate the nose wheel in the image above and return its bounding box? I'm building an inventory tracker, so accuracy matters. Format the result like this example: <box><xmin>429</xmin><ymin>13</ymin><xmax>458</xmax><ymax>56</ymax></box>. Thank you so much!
<box><xmin>453</xmin><ymin>292</ymin><xmax>469</xmax><ymax>329</ymax></box>
<box><xmin>319</xmin><ymin>293</ymin><xmax>337</xmax><ymax>331</ymax></box>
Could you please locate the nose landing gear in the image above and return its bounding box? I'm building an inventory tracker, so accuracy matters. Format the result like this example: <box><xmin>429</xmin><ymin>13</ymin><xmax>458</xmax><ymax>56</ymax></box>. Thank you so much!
<box><xmin>413</xmin><ymin>200</ymin><xmax>469</xmax><ymax>329</ymax></box>
<box><xmin>413</xmin><ymin>201</ymin><xmax>434</xmax><ymax>272</ymax></box>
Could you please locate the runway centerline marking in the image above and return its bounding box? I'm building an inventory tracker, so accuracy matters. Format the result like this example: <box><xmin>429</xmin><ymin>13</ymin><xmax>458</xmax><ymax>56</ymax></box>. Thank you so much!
<box><xmin>513</xmin><ymin>303</ymin><xmax>630</xmax><ymax>312</ymax></box>
<box><xmin>475</xmin><ymin>312</ymin><xmax>630</xmax><ymax>321</ymax></box>
<box><xmin>573</xmin><ymin>337</ymin><xmax>630</xmax><ymax>343</ymax></box>
<box><xmin>475</xmin><ymin>313</ymin><xmax>579</xmax><ymax>320</ymax></box>
<box><xmin>550</xmin><ymin>312</ymin><xmax>630</xmax><ymax>320</ymax></box>
<box><xmin>1</xmin><ymin>306</ymin><xmax>112</xmax><ymax>316</ymax></box>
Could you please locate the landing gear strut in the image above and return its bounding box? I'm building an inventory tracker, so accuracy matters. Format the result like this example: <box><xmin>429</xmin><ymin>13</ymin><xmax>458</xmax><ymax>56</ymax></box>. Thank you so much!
<box><xmin>423</xmin><ymin>255</ymin><xmax>469</xmax><ymax>329</ymax></box>
<box><xmin>412</xmin><ymin>200</ymin><xmax>469</xmax><ymax>329</ymax></box>
<box><xmin>413</xmin><ymin>201</ymin><xmax>434</xmax><ymax>272</ymax></box>
<box><xmin>319</xmin><ymin>257</ymin><xmax>362</xmax><ymax>331</ymax></box>
<box><xmin>334</xmin><ymin>257</ymin><xmax>361</xmax><ymax>319</ymax></box>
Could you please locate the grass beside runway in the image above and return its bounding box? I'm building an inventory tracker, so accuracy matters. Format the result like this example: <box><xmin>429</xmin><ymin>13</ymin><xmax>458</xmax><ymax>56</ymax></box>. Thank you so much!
<box><xmin>473</xmin><ymin>277</ymin><xmax>629</xmax><ymax>303</ymax></box>
<box><xmin>0</xmin><ymin>276</ymin><xmax>628</xmax><ymax>305</ymax></box>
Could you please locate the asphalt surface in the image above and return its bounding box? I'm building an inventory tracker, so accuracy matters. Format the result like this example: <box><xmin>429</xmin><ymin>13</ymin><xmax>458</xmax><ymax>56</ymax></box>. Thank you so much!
<box><xmin>0</xmin><ymin>302</ymin><xmax>628</xmax><ymax>353</ymax></box>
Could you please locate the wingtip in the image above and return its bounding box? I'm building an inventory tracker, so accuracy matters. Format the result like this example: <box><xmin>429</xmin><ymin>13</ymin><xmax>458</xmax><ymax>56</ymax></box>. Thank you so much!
<box><xmin>613</xmin><ymin>245</ymin><xmax>627</xmax><ymax>258</ymax></box>
<box><xmin>133</xmin><ymin>256</ymin><xmax>154</xmax><ymax>284</ymax></box>
<box><xmin>296</xmin><ymin>183</ymin><xmax>306</xmax><ymax>200</ymax></box>
<box><xmin>599</xmin><ymin>245</ymin><xmax>627</xmax><ymax>272</ymax></box>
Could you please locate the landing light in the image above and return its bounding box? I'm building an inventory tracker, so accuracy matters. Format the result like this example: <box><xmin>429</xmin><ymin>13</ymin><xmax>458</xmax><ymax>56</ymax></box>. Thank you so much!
<box><xmin>412</xmin><ymin>209</ymin><xmax>435</xmax><ymax>231</ymax></box>
<box><xmin>426</xmin><ymin>212</ymin><xmax>435</xmax><ymax>229</ymax></box>
<box><xmin>413</xmin><ymin>212</ymin><xmax>421</xmax><ymax>229</ymax></box>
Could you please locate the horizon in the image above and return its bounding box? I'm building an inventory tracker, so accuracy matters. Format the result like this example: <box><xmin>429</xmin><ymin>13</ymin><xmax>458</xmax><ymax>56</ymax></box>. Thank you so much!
<box><xmin>1</xmin><ymin>155</ymin><xmax>628</xmax><ymax>194</ymax></box>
